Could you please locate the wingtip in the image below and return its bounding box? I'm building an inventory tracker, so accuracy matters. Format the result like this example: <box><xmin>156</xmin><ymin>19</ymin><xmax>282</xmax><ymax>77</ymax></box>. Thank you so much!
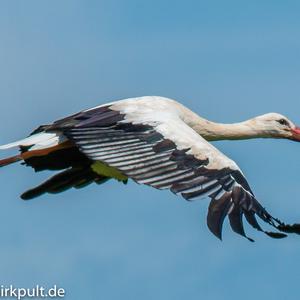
<box><xmin>207</xmin><ymin>224</ymin><xmax>223</xmax><ymax>241</ymax></box>
<box><xmin>20</xmin><ymin>191</ymin><xmax>37</xmax><ymax>200</ymax></box>
<box><xmin>211</xmin><ymin>231</ymin><xmax>223</xmax><ymax>241</ymax></box>
<box><xmin>265</xmin><ymin>231</ymin><xmax>288</xmax><ymax>239</ymax></box>
<box><xmin>277</xmin><ymin>223</ymin><xmax>300</xmax><ymax>235</ymax></box>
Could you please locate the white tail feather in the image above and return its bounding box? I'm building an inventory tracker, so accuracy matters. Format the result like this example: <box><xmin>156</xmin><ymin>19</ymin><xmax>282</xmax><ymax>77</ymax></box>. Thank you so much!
<box><xmin>0</xmin><ymin>132</ymin><xmax>66</xmax><ymax>150</ymax></box>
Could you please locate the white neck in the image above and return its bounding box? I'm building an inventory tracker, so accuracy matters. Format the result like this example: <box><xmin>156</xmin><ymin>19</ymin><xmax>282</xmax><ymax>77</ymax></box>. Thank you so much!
<box><xmin>177</xmin><ymin>104</ymin><xmax>270</xmax><ymax>141</ymax></box>
<box><xmin>191</xmin><ymin>120</ymin><xmax>266</xmax><ymax>141</ymax></box>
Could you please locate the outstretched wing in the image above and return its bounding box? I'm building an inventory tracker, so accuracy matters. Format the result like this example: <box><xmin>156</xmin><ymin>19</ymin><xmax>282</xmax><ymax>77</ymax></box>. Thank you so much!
<box><xmin>42</xmin><ymin>98</ymin><xmax>300</xmax><ymax>240</ymax></box>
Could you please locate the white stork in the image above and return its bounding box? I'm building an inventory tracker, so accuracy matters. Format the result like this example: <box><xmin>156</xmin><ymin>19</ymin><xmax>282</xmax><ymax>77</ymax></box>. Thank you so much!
<box><xmin>1</xmin><ymin>96</ymin><xmax>300</xmax><ymax>241</ymax></box>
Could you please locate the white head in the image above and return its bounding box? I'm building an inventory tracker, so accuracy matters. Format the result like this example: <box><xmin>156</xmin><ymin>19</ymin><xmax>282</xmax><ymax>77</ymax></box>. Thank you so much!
<box><xmin>249</xmin><ymin>113</ymin><xmax>300</xmax><ymax>141</ymax></box>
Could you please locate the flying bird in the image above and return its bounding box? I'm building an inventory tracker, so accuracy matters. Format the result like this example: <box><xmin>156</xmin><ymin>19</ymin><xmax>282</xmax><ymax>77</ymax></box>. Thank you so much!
<box><xmin>1</xmin><ymin>96</ymin><xmax>300</xmax><ymax>241</ymax></box>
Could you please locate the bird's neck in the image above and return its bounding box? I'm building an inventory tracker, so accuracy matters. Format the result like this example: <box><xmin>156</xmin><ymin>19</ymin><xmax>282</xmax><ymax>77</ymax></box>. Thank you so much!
<box><xmin>176</xmin><ymin>102</ymin><xmax>270</xmax><ymax>141</ymax></box>
<box><xmin>192</xmin><ymin>120</ymin><xmax>264</xmax><ymax>141</ymax></box>
<box><xmin>182</xmin><ymin>109</ymin><xmax>267</xmax><ymax>141</ymax></box>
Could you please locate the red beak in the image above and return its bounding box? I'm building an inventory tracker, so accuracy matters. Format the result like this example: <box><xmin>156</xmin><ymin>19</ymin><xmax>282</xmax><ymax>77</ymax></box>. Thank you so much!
<box><xmin>291</xmin><ymin>127</ymin><xmax>300</xmax><ymax>141</ymax></box>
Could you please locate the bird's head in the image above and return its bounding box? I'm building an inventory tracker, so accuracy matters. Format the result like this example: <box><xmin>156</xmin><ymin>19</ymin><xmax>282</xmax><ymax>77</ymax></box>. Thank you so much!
<box><xmin>251</xmin><ymin>113</ymin><xmax>300</xmax><ymax>141</ymax></box>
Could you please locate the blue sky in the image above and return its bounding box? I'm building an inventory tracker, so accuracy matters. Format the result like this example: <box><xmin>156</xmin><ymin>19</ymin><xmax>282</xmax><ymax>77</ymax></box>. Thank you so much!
<box><xmin>0</xmin><ymin>1</ymin><xmax>300</xmax><ymax>299</ymax></box>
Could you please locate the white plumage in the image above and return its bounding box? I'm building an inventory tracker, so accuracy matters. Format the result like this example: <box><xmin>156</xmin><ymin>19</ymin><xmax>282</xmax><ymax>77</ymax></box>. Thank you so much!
<box><xmin>1</xmin><ymin>96</ymin><xmax>300</xmax><ymax>241</ymax></box>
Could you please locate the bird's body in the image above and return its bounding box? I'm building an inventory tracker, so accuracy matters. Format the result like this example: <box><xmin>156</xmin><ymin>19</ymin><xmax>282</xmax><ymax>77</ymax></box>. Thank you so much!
<box><xmin>1</xmin><ymin>96</ymin><xmax>300</xmax><ymax>241</ymax></box>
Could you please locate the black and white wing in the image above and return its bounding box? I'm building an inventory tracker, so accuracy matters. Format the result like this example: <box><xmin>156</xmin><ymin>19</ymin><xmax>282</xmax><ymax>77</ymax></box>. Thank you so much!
<box><xmin>42</xmin><ymin>97</ymin><xmax>300</xmax><ymax>240</ymax></box>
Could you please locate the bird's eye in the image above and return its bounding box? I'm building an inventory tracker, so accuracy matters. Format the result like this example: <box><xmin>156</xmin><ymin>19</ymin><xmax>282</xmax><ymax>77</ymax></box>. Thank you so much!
<box><xmin>277</xmin><ymin>119</ymin><xmax>289</xmax><ymax>126</ymax></box>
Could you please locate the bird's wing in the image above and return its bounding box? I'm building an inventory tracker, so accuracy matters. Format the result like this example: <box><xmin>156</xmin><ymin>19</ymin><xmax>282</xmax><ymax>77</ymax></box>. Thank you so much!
<box><xmin>43</xmin><ymin>98</ymin><xmax>300</xmax><ymax>240</ymax></box>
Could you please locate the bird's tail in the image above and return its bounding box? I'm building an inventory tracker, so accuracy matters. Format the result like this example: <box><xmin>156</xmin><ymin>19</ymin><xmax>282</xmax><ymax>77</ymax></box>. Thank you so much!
<box><xmin>0</xmin><ymin>131</ymin><xmax>70</xmax><ymax>169</ymax></box>
<box><xmin>0</xmin><ymin>131</ymin><xmax>113</xmax><ymax>199</ymax></box>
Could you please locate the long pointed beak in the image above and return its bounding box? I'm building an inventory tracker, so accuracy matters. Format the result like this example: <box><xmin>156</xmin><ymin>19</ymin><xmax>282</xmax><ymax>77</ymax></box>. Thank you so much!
<box><xmin>291</xmin><ymin>127</ymin><xmax>300</xmax><ymax>141</ymax></box>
